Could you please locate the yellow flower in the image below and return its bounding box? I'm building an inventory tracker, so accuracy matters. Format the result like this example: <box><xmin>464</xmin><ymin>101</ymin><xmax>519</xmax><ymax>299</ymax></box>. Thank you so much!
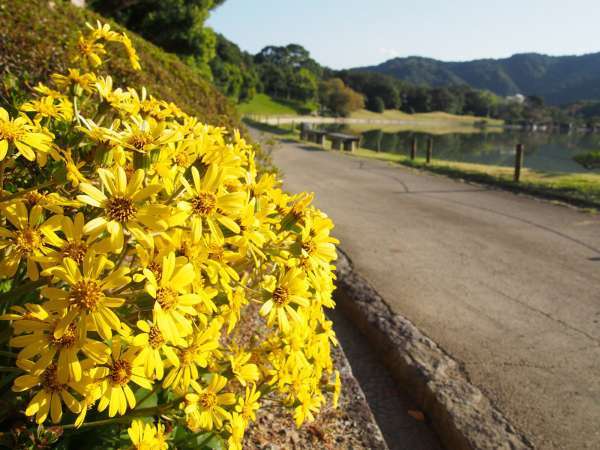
<box><xmin>8</xmin><ymin>306</ymin><xmax>109</xmax><ymax>383</ymax></box>
<box><xmin>298</xmin><ymin>212</ymin><xmax>338</xmax><ymax>271</ymax></box>
<box><xmin>235</xmin><ymin>383</ymin><xmax>261</xmax><ymax>424</ymax></box>
<box><xmin>119</xmin><ymin>33</ymin><xmax>142</xmax><ymax>71</ymax></box>
<box><xmin>162</xmin><ymin>319</ymin><xmax>222</xmax><ymax>391</ymax></box>
<box><xmin>229</xmin><ymin>349</ymin><xmax>259</xmax><ymax>386</ymax></box>
<box><xmin>20</xmin><ymin>96</ymin><xmax>73</xmax><ymax>122</ymax></box>
<box><xmin>0</xmin><ymin>107</ymin><xmax>52</xmax><ymax>161</ymax></box>
<box><xmin>259</xmin><ymin>267</ymin><xmax>310</xmax><ymax>333</ymax></box>
<box><xmin>77</xmin><ymin>166</ymin><xmax>167</xmax><ymax>251</ymax></box>
<box><xmin>75</xmin><ymin>35</ymin><xmax>106</xmax><ymax>67</ymax></box>
<box><xmin>127</xmin><ymin>419</ymin><xmax>168</xmax><ymax>450</ymax></box>
<box><xmin>0</xmin><ymin>203</ymin><xmax>57</xmax><ymax>280</ymax></box>
<box><xmin>116</xmin><ymin>116</ymin><xmax>177</xmax><ymax>154</ymax></box>
<box><xmin>220</xmin><ymin>287</ymin><xmax>248</xmax><ymax>334</ymax></box>
<box><xmin>86</xmin><ymin>20</ymin><xmax>120</xmax><ymax>42</ymax></box>
<box><xmin>37</xmin><ymin>212</ymin><xmax>108</xmax><ymax>269</ymax></box>
<box><xmin>177</xmin><ymin>164</ymin><xmax>246</xmax><ymax>242</ymax></box>
<box><xmin>41</xmin><ymin>252</ymin><xmax>130</xmax><ymax>340</ymax></box>
<box><xmin>0</xmin><ymin>19</ymin><xmax>342</xmax><ymax>442</ymax></box>
<box><xmin>13</xmin><ymin>360</ymin><xmax>86</xmax><ymax>424</ymax></box>
<box><xmin>294</xmin><ymin>390</ymin><xmax>323</xmax><ymax>427</ymax></box>
<box><xmin>227</xmin><ymin>412</ymin><xmax>245</xmax><ymax>450</ymax></box>
<box><xmin>145</xmin><ymin>252</ymin><xmax>201</xmax><ymax>341</ymax></box>
<box><xmin>52</xmin><ymin>68</ymin><xmax>97</xmax><ymax>94</ymax></box>
<box><xmin>184</xmin><ymin>374</ymin><xmax>236</xmax><ymax>431</ymax></box>
<box><xmin>332</xmin><ymin>370</ymin><xmax>341</xmax><ymax>409</ymax></box>
<box><xmin>132</xmin><ymin>320</ymin><xmax>181</xmax><ymax>380</ymax></box>
<box><xmin>94</xmin><ymin>337</ymin><xmax>153</xmax><ymax>417</ymax></box>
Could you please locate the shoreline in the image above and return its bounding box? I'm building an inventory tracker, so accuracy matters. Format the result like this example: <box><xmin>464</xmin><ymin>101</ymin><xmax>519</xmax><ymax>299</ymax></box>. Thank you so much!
<box><xmin>246</xmin><ymin>120</ymin><xmax>600</xmax><ymax>210</ymax></box>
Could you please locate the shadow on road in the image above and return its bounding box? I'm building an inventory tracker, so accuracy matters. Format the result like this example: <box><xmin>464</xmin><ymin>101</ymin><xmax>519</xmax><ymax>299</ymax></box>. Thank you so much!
<box><xmin>297</xmin><ymin>145</ymin><xmax>325</xmax><ymax>152</ymax></box>
<box><xmin>329</xmin><ymin>307</ymin><xmax>442</xmax><ymax>450</ymax></box>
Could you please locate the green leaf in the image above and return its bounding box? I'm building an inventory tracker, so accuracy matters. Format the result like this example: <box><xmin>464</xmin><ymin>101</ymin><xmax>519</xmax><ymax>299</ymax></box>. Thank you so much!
<box><xmin>134</xmin><ymin>387</ymin><xmax>157</xmax><ymax>409</ymax></box>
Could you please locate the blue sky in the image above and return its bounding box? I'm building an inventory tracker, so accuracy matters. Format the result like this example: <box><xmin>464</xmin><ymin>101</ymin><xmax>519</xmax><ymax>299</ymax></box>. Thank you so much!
<box><xmin>207</xmin><ymin>0</ymin><xmax>600</xmax><ymax>69</ymax></box>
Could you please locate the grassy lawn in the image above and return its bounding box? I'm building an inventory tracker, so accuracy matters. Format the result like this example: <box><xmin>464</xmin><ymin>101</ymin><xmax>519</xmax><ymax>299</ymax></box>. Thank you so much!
<box><xmin>250</xmin><ymin>121</ymin><xmax>600</xmax><ymax>209</ymax></box>
<box><xmin>352</xmin><ymin>148</ymin><xmax>600</xmax><ymax>208</ymax></box>
<box><xmin>238</xmin><ymin>93</ymin><xmax>317</xmax><ymax>116</ymax></box>
<box><xmin>350</xmin><ymin>109</ymin><xmax>504</xmax><ymax>128</ymax></box>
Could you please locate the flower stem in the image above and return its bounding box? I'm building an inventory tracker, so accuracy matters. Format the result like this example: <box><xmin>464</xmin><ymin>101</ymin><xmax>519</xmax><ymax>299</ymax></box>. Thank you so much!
<box><xmin>134</xmin><ymin>384</ymin><xmax>160</xmax><ymax>410</ymax></box>
<box><xmin>61</xmin><ymin>398</ymin><xmax>184</xmax><ymax>430</ymax></box>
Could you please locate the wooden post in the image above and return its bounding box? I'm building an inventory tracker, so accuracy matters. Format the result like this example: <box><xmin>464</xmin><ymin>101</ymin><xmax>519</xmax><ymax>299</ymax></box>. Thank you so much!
<box><xmin>514</xmin><ymin>143</ymin><xmax>524</xmax><ymax>182</ymax></box>
<box><xmin>410</xmin><ymin>137</ymin><xmax>417</xmax><ymax>160</ymax></box>
<box><xmin>426</xmin><ymin>138</ymin><xmax>433</xmax><ymax>164</ymax></box>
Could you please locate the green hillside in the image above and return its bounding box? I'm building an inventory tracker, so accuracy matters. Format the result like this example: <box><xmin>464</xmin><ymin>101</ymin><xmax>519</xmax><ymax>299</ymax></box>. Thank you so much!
<box><xmin>0</xmin><ymin>0</ymin><xmax>238</xmax><ymax>128</ymax></box>
<box><xmin>358</xmin><ymin>52</ymin><xmax>600</xmax><ymax>105</ymax></box>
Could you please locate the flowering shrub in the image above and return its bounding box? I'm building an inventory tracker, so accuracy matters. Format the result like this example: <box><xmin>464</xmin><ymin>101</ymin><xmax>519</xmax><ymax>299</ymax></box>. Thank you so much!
<box><xmin>0</xmin><ymin>22</ymin><xmax>339</xmax><ymax>449</ymax></box>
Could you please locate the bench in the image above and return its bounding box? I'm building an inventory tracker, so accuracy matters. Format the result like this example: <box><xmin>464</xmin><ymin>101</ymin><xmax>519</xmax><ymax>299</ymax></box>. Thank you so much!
<box><xmin>327</xmin><ymin>133</ymin><xmax>360</xmax><ymax>152</ymax></box>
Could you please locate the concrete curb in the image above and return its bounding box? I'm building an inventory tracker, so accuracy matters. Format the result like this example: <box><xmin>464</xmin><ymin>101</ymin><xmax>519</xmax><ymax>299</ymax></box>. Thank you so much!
<box><xmin>334</xmin><ymin>249</ymin><xmax>534</xmax><ymax>450</ymax></box>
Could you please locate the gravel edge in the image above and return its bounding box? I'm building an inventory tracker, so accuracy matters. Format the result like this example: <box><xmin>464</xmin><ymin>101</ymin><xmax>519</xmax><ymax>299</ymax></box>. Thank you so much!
<box><xmin>334</xmin><ymin>249</ymin><xmax>535</xmax><ymax>450</ymax></box>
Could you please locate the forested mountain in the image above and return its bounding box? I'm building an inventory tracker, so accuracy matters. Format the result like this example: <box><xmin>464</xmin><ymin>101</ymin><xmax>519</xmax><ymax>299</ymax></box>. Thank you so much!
<box><xmin>357</xmin><ymin>53</ymin><xmax>600</xmax><ymax>105</ymax></box>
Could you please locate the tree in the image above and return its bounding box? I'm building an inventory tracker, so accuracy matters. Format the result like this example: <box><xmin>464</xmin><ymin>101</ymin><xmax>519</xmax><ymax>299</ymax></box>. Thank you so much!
<box><xmin>89</xmin><ymin>0</ymin><xmax>225</xmax><ymax>65</ymax></box>
<box><xmin>403</xmin><ymin>86</ymin><xmax>431</xmax><ymax>113</ymax></box>
<box><xmin>367</xmin><ymin>96</ymin><xmax>385</xmax><ymax>113</ymax></box>
<box><xmin>255</xmin><ymin>44</ymin><xmax>322</xmax><ymax>77</ymax></box>
<box><xmin>339</xmin><ymin>71</ymin><xmax>401</xmax><ymax>109</ymax></box>
<box><xmin>211</xmin><ymin>33</ymin><xmax>259</xmax><ymax>101</ymax></box>
<box><xmin>258</xmin><ymin>63</ymin><xmax>289</xmax><ymax>98</ymax></box>
<box><xmin>289</xmin><ymin>68</ymin><xmax>318</xmax><ymax>103</ymax></box>
<box><xmin>319</xmin><ymin>78</ymin><xmax>364</xmax><ymax>117</ymax></box>
<box><xmin>430</xmin><ymin>87</ymin><xmax>461</xmax><ymax>113</ymax></box>
<box><xmin>464</xmin><ymin>90</ymin><xmax>498</xmax><ymax>117</ymax></box>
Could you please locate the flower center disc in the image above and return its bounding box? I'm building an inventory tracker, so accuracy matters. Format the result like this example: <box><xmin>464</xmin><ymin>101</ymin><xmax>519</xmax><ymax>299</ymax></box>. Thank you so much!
<box><xmin>63</xmin><ymin>241</ymin><xmax>88</xmax><ymax>264</ymax></box>
<box><xmin>109</xmin><ymin>359</ymin><xmax>132</xmax><ymax>385</ymax></box>
<box><xmin>42</xmin><ymin>364</ymin><xmax>65</xmax><ymax>393</ymax></box>
<box><xmin>147</xmin><ymin>261</ymin><xmax>162</xmax><ymax>281</ymax></box>
<box><xmin>50</xmin><ymin>322</ymin><xmax>78</xmax><ymax>349</ymax></box>
<box><xmin>14</xmin><ymin>228</ymin><xmax>42</xmax><ymax>255</ymax></box>
<box><xmin>0</xmin><ymin>120</ymin><xmax>24</xmax><ymax>142</ymax></box>
<box><xmin>127</xmin><ymin>132</ymin><xmax>151</xmax><ymax>152</ymax></box>
<box><xmin>105</xmin><ymin>196</ymin><xmax>137</xmax><ymax>223</ymax></box>
<box><xmin>70</xmin><ymin>279</ymin><xmax>102</xmax><ymax>311</ymax></box>
<box><xmin>156</xmin><ymin>287</ymin><xmax>177</xmax><ymax>311</ymax></box>
<box><xmin>199</xmin><ymin>391</ymin><xmax>217</xmax><ymax>409</ymax></box>
<box><xmin>148</xmin><ymin>325</ymin><xmax>165</xmax><ymax>349</ymax></box>
<box><xmin>272</xmin><ymin>286</ymin><xmax>289</xmax><ymax>306</ymax></box>
<box><xmin>191</xmin><ymin>192</ymin><xmax>216</xmax><ymax>216</ymax></box>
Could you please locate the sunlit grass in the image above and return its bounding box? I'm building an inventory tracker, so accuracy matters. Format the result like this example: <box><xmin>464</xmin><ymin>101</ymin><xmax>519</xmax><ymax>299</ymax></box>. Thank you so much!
<box><xmin>351</xmin><ymin>148</ymin><xmax>600</xmax><ymax>207</ymax></box>
<box><xmin>238</xmin><ymin>93</ymin><xmax>317</xmax><ymax>116</ymax></box>
<box><xmin>349</xmin><ymin>109</ymin><xmax>504</xmax><ymax>128</ymax></box>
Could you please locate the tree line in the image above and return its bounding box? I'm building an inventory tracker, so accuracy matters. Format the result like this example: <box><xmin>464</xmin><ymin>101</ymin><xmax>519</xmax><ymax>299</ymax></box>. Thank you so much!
<box><xmin>89</xmin><ymin>0</ymin><xmax>600</xmax><ymax>125</ymax></box>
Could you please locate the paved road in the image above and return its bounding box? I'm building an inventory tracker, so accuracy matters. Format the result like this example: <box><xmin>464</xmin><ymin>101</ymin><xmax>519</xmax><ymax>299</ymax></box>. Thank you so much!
<box><xmin>255</xmin><ymin>130</ymin><xmax>600</xmax><ymax>449</ymax></box>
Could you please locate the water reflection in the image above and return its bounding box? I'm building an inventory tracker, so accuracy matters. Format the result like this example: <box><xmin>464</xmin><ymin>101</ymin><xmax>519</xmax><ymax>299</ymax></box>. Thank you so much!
<box><xmin>326</xmin><ymin>126</ymin><xmax>600</xmax><ymax>173</ymax></box>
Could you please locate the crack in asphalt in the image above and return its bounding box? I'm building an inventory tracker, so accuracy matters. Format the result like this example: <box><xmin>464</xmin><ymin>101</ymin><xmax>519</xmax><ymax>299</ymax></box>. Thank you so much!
<box><xmin>347</xmin><ymin>156</ymin><xmax>600</xmax><ymax>256</ymax></box>
<box><xmin>417</xmin><ymin>192</ymin><xmax>600</xmax><ymax>255</ymax></box>
<box><xmin>480</xmin><ymin>280</ymin><xmax>600</xmax><ymax>345</ymax></box>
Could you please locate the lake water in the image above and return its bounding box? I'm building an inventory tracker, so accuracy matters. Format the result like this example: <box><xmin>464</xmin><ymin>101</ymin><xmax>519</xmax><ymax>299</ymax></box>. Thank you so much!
<box><xmin>326</xmin><ymin>126</ymin><xmax>600</xmax><ymax>173</ymax></box>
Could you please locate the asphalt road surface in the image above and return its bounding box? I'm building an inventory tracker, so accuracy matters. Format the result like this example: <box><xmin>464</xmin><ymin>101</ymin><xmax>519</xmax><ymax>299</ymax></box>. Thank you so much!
<box><xmin>255</xmin><ymin>130</ymin><xmax>600</xmax><ymax>449</ymax></box>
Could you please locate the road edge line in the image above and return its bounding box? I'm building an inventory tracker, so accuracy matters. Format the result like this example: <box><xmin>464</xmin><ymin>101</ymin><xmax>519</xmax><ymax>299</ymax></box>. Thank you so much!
<box><xmin>334</xmin><ymin>249</ymin><xmax>534</xmax><ymax>450</ymax></box>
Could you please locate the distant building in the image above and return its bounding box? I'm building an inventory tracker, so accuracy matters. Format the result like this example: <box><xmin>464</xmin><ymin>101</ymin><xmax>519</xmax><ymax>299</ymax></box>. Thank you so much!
<box><xmin>506</xmin><ymin>94</ymin><xmax>526</xmax><ymax>104</ymax></box>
